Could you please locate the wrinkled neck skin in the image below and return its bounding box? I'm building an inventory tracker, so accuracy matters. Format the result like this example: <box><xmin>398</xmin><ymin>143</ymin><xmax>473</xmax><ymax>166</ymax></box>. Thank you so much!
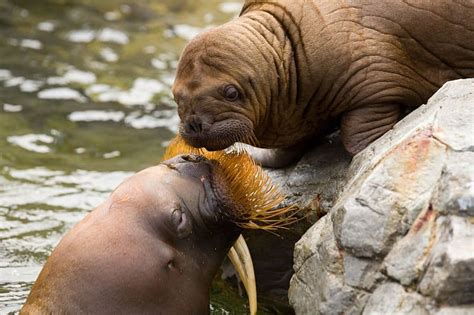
<box><xmin>227</xmin><ymin>1</ymin><xmax>342</xmax><ymax>148</ymax></box>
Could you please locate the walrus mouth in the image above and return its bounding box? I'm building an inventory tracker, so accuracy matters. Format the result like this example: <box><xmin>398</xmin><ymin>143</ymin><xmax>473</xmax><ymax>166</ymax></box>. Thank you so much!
<box><xmin>179</xmin><ymin>118</ymin><xmax>259</xmax><ymax>151</ymax></box>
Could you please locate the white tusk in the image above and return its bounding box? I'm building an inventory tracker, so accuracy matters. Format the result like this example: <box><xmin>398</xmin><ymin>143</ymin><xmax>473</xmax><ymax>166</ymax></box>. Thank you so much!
<box><xmin>228</xmin><ymin>234</ymin><xmax>257</xmax><ymax>315</ymax></box>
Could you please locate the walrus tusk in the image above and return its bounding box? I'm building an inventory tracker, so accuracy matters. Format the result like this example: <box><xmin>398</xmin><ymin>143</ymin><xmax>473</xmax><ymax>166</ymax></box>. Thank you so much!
<box><xmin>228</xmin><ymin>235</ymin><xmax>257</xmax><ymax>315</ymax></box>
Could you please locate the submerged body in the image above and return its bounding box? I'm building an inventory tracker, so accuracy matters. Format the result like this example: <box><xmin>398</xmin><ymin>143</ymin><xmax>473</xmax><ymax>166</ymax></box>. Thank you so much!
<box><xmin>174</xmin><ymin>0</ymin><xmax>474</xmax><ymax>166</ymax></box>
<box><xmin>21</xmin><ymin>156</ymin><xmax>240</xmax><ymax>314</ymax></box>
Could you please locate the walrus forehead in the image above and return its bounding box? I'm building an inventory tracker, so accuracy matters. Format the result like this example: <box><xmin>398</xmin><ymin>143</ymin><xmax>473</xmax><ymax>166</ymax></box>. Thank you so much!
<box><xmin>111</xmin><ymin>165</ymin><xmax>203</xmax><ymax>210</ymax></box>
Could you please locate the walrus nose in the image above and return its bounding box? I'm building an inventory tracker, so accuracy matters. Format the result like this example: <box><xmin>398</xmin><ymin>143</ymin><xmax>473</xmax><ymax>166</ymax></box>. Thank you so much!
<box><xmin>163</xmin><ymin>154</ymin><xmax>212</xmax><ymax>178</ymax></box>
<box><xmin>180</xmin><ymin>154</ymin><xmax>206</xmax><ymax>163</ymax></box>
<box><xmin>184</xmin><ymin>116</ymin><xmax>203</xmax><ymax>134</ymax></box>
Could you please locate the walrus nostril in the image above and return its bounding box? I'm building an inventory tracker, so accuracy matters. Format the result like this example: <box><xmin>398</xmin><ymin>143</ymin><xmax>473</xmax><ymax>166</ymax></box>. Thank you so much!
<box><xmin>181</xmin><ymin>154</ymin><xmax>206</xmax><ymax>163</ymax></box>
<box><xmin>185</xmin><ymin>116</ymin><xmax>203</xmax><ymax>134</ymax></box>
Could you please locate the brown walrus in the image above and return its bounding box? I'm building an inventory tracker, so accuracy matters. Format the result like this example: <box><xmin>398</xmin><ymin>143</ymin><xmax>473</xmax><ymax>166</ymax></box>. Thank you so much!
<box><xmin>173</xmin><ymin>0</ymin><xmax>474</xmax><ymax>167</ymax></box>
<box><xmin>21</xmin><ymin>143</ymin><xmax>299</xmax><ymax>314</ymax></box>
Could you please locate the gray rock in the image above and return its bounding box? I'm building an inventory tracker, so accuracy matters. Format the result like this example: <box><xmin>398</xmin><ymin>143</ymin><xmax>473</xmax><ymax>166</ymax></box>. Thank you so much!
<box><xmin>289</xmin><ymin>79</ymin><xmax>474</xmax><ymax>314</ymax></box>
<box><xmin>418</xmin><ymin>215</ymin><xmax>474</xmax><ymax>305</ymax></box>
<box><xmin>362</xmin><ymin>282</ymin><xmax>428</xmax><ymax>315</ymax></box>
<box><xmin>289</xmin><ymin>215</ymin><xmax>369</xmax><ymax>315</ymax></box>
<box><xmin>343</xmin><ymin>254</ymin><xmax>385</xmax><ymax>291</ymax></box>
<box><xmin>433</xmin><ymin>306</ymin><xmax>474</xmax><ymax>315</ymax></box>
<box><xmin>383</xmin><ymin>207</ymin><xmax>436</xmax><ymax>286</ymax></box>
<box><xmin>333</xmin><ymin>133</ymin><xmax>446</xmax><ymax>258</ymax></box>
<box><xmin>432</xmin><ymin>151</ymin><xmax>474</xmax><ymax>216</ymax></box>
<box><xmin>432</xmin><ymin>80</ymin><xmax>474</xmax><ymax>152</ymax></box>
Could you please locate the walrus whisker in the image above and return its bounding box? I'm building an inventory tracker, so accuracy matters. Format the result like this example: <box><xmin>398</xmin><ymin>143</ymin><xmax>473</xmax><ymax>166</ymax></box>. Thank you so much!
<box><xmin>163</xmin><ymin>135</ymin><xmax>302</xmax><ymax>231</ymax></box>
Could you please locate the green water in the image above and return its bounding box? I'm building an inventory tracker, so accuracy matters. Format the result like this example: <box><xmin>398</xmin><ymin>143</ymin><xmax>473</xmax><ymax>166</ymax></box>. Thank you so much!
<box><xmin>0</xmin><ymin>0</ymin><xmax>287</xmax><ymax>313</ymax></box>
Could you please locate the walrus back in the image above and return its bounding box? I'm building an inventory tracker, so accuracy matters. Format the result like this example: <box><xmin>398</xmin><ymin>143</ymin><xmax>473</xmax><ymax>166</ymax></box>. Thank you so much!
<box><xmin>355</xmin><ymin>0</ymin><xmax>474</xmax><ymax>82</ymax></box>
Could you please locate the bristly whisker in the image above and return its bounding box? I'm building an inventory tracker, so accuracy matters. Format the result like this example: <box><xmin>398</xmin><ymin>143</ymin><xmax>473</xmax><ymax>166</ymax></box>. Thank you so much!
<box><xmin>162</xmin><ymin>135</ymin><xmax>303</xmax><ymax>232</ymax></box>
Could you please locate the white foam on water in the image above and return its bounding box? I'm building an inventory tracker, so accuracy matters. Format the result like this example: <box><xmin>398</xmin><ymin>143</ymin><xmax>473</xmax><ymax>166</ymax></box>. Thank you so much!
<box><xmin>85</xmin><ymin>84</ymin><xmax>112</xmax><ymax>95</ymax></box>
<box><xmin>173</xmin><ymin>24</ymin><xmax>203</xmax><ymax>41</ymax></box>
<box><xmin>68</xmin><ymin>110</ymin><xmax>125</xmax><ymax>122</ymax></box>
<box><xmin>20</xmin><ymin>80</ymin><xmax>43</xmax><ymax>92</ymax></box>
<box><xmin>219</xmin><ymin>2</ymin><xmax>243</xmax><ymax>14</ymax></box>
<box><xmin>97</xmin><ymin>28</ymin><xmax>129</xmax><ymax>45</ymax></box>
<box><xmin>4</xmin><ymin>76</ymin><xmax>25</xmax><ymax>87</ymax></box>
<box><xmin>3</xmin><ymin>104</ymin><xmax>23</xmax><ymax>112</ymax></box>
<box><xmin>47</xmin><ymin>68</ymin><xmax>96</xmax><ymax>86</ymax></box>
<box><xmin>7</xmin><ymin>134</ymin><xmax>54</xmax><ymax>154</ymax></box>
<box><xmin>37</xmin><ymin>21</ymin><xmax>56</xmax><ymax>32</ymax></box>
<box><xmin>46</xmin><ymin>67</ymin><xmax>97</xmax><ymax>85</ymax></box>
<box><xmin>103</xmin><ymin>151</ymin><xmax>121</xmax><ymax>159</ymax></box>
<box><xmin>0</xmin><ymin>69</ymin><xmax>12</xmax><ymax>81</ymax></box>
<box><xmin>89</xmin><ymin>78</ymin><xmax>165</xmax><ymax>106</ymax></box>
<box><xmin>1</xmin><ymin>167</ymin><xmax>132</xmax><ymax>209</ymax></box>
<box><xmin>151</xmin><ymin>58</ymin><xmax>167</xmax><ymax>70</ymax></box>
<box><xmin>46</xmin><ymin>76</ymin><xmax>68</xmax><ymax>85</ymax></box>
<box><xmin>100</xmin><ymin>47</ymin><xmax>119</xmax><ymax>62</ymax></box>
<box><xmin>63</xmin><ymin>68</ymin><xmax>96</xmax><ymax>85</ymax></box>
<box><xmin>66</xmin><ymin>30</ymin><xmax>96</xmax><ymax>43</ymax></box>
<box><xmin>124</xmin><ymin>110</ymin><xmax>179</xmax><ymax>132</ymax></box>
<box><xmin>38</xmin><ymin>87</ymin><xmax>85</xmax><ymax>102</ymax></box>
<box><xmin>19</xmin><ymin>39</ymin><xmax>43</xmax><ymax>50</ymax></box>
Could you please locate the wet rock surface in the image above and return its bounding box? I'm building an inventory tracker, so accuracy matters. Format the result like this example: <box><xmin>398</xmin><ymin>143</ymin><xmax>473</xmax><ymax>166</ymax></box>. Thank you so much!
<box><xmin>286</xmin><ymin>79</ymin><xmax>474</xmax><ymax>314</ymax></box>
<box><xmin>241</xmin><ymin>133</ymin><xmax>352</xmax><ymax>301</ymax></box>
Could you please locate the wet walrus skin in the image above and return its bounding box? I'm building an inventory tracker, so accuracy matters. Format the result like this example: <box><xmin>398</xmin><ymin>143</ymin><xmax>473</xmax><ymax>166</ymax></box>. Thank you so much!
<box><xmin>174</xmin><ymin>0</ymin><xmax>474</xmax><ymax>167</ymax></box>
<box><xmin>21</xmin><ymin>155</ymin><xmax>241</xmax><ymax>314</ymax></box>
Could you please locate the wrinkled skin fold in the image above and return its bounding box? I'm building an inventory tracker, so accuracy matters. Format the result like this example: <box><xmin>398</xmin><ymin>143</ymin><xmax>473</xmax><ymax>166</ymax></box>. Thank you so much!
<box><xmin>173</xmin><ymin>0</ymin><xmax>474</xmax><ymax>167</ymax></box>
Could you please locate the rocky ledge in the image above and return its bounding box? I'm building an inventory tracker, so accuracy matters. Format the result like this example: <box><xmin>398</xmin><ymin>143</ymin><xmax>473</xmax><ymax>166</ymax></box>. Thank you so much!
<box><xmin>284</xmin><ymin>79</ymin><xmax>474</xmax><ymax>314</ymax></box>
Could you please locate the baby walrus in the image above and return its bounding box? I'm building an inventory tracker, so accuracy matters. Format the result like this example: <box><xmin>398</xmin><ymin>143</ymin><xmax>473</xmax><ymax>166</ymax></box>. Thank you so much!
<box><xmin>173</xmin><ymin>0</ymin><xmax>474</xmax><ymax>167</ymax></box>
<box><xmin>21</xmin><ymin>138</ymin><xmax>298</xmax><ymax>315</ymax></box>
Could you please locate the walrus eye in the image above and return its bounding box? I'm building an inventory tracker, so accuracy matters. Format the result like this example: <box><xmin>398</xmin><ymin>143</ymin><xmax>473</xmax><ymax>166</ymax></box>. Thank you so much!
<box><xmin>171</xmin><ymin>207</ymin><xmax>184</xmax><ymax>227</ymax></box>
<box><xmin>171</xmin><ymin>207</ymin><xmax>192</xmax><ymax>238</ymax></box>
<box><xmin>223</xmin><ymin>85</ymin><xmax>239</xmax><ymax>101</ymax></box>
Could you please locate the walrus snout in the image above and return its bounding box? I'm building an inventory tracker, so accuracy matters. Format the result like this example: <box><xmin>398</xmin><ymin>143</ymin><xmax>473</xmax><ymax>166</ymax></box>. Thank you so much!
<box><xmin>180</xmin><ymin>118</ymin><xmax>255</xmax><ymax>151</ymax></box>
<box><xmin>184</xmin><ymin>115</ymin><xmax>205</xmax><ymax>134</ymax></box>
<box><xmin>163</xmin><ymin>153</ymin><xmax>214</xmax><ymax>179</ymax></box>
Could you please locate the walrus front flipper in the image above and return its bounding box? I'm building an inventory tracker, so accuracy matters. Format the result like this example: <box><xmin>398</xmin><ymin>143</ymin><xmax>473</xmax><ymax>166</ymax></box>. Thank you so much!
<box><xmin>341</xmin><ymin>103</ymin><xmax>400</xmax><ymax>155</ymax></box>
<box><xmin>245</xmin><ymin>144</ymin><xmax>307</xmax><ymax>168</ymax></box>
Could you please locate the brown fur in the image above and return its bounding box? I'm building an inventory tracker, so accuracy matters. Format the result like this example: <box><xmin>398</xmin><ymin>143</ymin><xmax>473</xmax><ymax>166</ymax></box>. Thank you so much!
<box><xmin>173</xmin><ymin>0</ymin><xmax>474</xmax><ymax>167</ymax></box>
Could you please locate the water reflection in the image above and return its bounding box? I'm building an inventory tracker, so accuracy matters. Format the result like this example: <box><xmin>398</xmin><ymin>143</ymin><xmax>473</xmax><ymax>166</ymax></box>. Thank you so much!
<box><xmin>0</xmin><ymin>0</ymin><xmax>251</xmax><ymax>313</ymax></box>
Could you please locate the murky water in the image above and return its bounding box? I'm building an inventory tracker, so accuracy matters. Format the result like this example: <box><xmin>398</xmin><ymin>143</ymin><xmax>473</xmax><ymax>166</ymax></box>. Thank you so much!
<box><xmin>0</xmin><ymin>0</ymin><xmax>279</xmax><ymax>313</ymax></box>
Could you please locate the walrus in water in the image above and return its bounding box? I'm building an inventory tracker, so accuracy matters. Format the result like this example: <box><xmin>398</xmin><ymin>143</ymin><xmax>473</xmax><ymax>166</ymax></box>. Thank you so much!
<box><xmin>173</xmin><ymin>0</ymin><xmax>474</xmax><ymax>167</ymax></box>
<box><xmin>21</xmin><ymin>140</ymin><xmax>299</xmax><ymax>314</ymax></box>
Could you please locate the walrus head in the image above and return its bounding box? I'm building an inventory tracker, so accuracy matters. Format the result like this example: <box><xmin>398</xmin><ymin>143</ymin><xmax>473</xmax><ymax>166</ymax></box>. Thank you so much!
<box><xmin>172</xmin><ymin>20</ymin><xmax>281</xmax><ymax>151</ymax></box>
<box><xmin>162</xmin><ymin>135</ymin><xmax>301</xmax><ymax>314</ymax></box>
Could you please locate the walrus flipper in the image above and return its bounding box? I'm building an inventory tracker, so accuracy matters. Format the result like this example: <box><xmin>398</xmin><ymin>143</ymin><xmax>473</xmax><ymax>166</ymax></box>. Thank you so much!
<box><xmin>341</xmin><ymin>103</ymin><xmax>400</xmax><ymax>155</ymax></box>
